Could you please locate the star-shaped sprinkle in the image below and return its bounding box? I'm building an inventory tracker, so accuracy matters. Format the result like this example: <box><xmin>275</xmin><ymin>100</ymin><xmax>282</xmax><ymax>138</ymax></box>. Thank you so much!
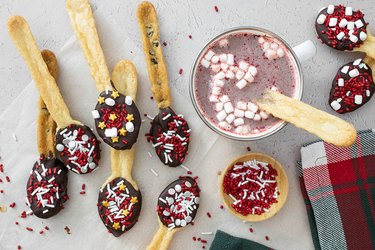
<box><xmin>119</xmin><ymin>127</ymin><xmax>127</xmax><ymax>136</ymax></box>
<box><xmin>98</xmin><ymin>96</ymin><xmax>105</xmax><ymax>104</ymax></box>
<box><xmin>122</xmin><ymin>209</ymin><xmax>130</xmax><ymax>216</ymax></box>
<box><xmin>112</xmin><ymin>222</ymin><xmax>120</xmax><ymax>230</ymax></box>
<box><xmin>112</xmin><ymin>137</ymin><xmax>119</xmax><ymax>143</ymax></box>
<box><xmin>126</xmin><ymin>114</ymin><xmax>134</xmax><ymax>122</ymax></box>
<box><xmin>119</xmin><ymin>183</ymin><xmax>126</xmax><ymax>191</ymax></box>
<box><xmin>109</xmin><ymin>113</ymin><xmax>117</xmax><ymax>121</ymax></box>
<box><xmin>102</xmin><ymin>200</ymin><xmax>109</xmax><ymax>207</ymax></box>
<box><xmin>130</xmin><ymin>197</ymin><xmax>138</xmax><ymax>204</ymax></box>
<box><xmin>111</xmin><ymin>91</ymin><xmax>120</xmax><ymax>99</ymax></box>
<box><xmin>98</xmin><ymin>122</ymin><xmax>106</xmax><ymax>129</ymax></box>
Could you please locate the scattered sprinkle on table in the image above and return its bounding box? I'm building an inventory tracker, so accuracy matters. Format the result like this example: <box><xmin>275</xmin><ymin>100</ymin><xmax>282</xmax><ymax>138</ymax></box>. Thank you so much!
<box><xmin>150</xmin><ymin>168</ymin><xmax>158</xmax><ymax>177</ymax></box>
<box><xmin>206</xmin><ymin>212</ymin><xmax>212</xmax><ymax>218</ymax></box>
<box><xmin>188</xmin><ymin>35</ymin><xmax>192</xmax><ymax>39</ymax></box>
<box><xmin>64</xmin><ymin>226</ymin><xmax>71</xmax><ymax>234</ymax></box>
<box><xmin>179</xmin><ymin>68</ymin><xmax>183</xmax><ymax>75</ymax></box>
<box><xmin>214</xmin><ymin>5</ymin><xmax>219</xmax><ymax>12</ymax></box>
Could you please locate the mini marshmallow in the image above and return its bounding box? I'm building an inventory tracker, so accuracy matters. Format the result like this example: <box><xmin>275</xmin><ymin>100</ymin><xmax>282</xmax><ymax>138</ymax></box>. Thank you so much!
<box><xmin>239</xmin><ymin>61</ymin><xmax>250</xmax><ymax>71</ymax></box>
<box><xmin>258</xmin><ymin>37</ymin><xmax>265</xmax><ymax>44</ymax></box>
<box><xmin>233</xmin><ymin>118</ymin><xmax>244</xmax><ymax>127</ymax></box>
<box><xmin>214</xmin><ymin>71</ymin><xmax>226</xmax><ymax>79</ymax></box>
<box><xmin>349</xmin><ymin>68</ymin><xmax>359</xmax><ymax>78</ymax></box>
<box><xmin>234</xmin><ymin>108</ymin><xmax>245</xmax><ymax>118</ymax></box>
<box><xmin>91</xmin><ymin>110</ymin><xmax>100</xmax><ymax>119</ymax></box>
<box><xmin>126</xmin><ymin>122</ymin><xmax>134</xmax><ymax>132</ymax></box>
<box><xmin>224</xmin><ymin>102</ymin><xmax>234</xmax><ymax>113</ymax></box>
<box><xmin>216</xmin><ymin>110</ymin><xmax>227</xmax><ymax>121</ymax></box>
<box><xmin>331</xmin><ymin>100</ymin><xmax>341</xmax><ymax>111</ymax></box>
<box><xmin>265</xmin><ymin>49</ymin><xmax>277</xmax><ymax>60</ymax></box>
<box><xmin>226</xmin><ymin>70</ymin><xmax>235</xmax><ymax>79</ymax></box>
<box><xmin>247</xmin><ymin>102</ymin><xmax>259</xmax><ymax>113</ymax></box>
<box><xmin>237</xmin><ymin>101</ymin><xmax>248</xmax><ymax>110</ymax></box>
<box><xmin>230</xmin><ymin>66</ymin><xmax>239</xmax><ymax>72</ymax></box>
<box><xmin>236</xmin><ymin>70</ymin><xmax>245</xmax><ymax>80</ymax></box>
<box><xmin>339</xmin><ymin>18</ymin><xmax>348</xmax><ymax>28</ymax></box>
<box><xmin>350</xmin><ymin>35</ymin><xmax>358</xmax><ymax>43</ymax></box>
<box><xmin>271</xmin><ymin>86</ymin><xmax>279</xmax><ymax>92</ymax></box>
<box><xmin>211</xmin><ymin>64</ymin><xmax>221</xmax><ymax>73</ymax></box>
<box><xmin>212</xmin><ymin>86</ymin><xmax>222</xmax><ymax>95</ymax></box>
<box><xmin>211</xmin><ymin>55</ymin><xmax>219</xmax><ymax>64</ymax></box>
<box><xmin>345</xmin><ymin>7</ymin><xmax>353</xmax><ymax>16</ymax></box>
<box><xmin>125</xmin><ymin>96</ymin><xmax>133</xmax><ymax>105</ymax></box>
<box><xmin>221</xmin><ymin>63</ymin><xmax>229</xmax><ymax>71</ymax></box>
<box><xmin>104</xmin><ymin>128</ymin><xmax>118</xmax><ymax>138</ymax></box>
<box><xmin>209</xmin><ymin>95</ymin><xmax>219</xmax><ymax>103</ymax></box>
<box><xmin>219</xmin><ymin>39</ymin><xmax>229</xmax><ymax>47</ymax></box>
<box><xmin>236</xmin><ymin>79</ymin><xmax>248</xmax><ymax>90</ymax></box>
<box><xmin>226</xmin><ymin>114</ymin><xmax>235</xmax><ymax>124</ymax></box>
<box><xmin>218</xmin><ymin>121</ymin><xmax>232</xmax><ymax>131</ymax></box>
<box><xmin>245</xmin><ymin>111</ymin><xmax>255</xmax><ymax>119</ymax></box>
<box><xmin>270</xmin><ymin>43</ymin><xmax>279</xmax><ymax>50</ymax></box>
<box><xmin>248</xmin><ymin>65</ymin><xmax>258</xmax><ymax>77</ymax></box>
<box><xmin>227</xmin><ymin>54</ymin><xmax>234</xmax><ymax>65</ymax></box>
<box><xmin>105</xmin><ymin>98</ymin><xmax>115</xmax><ymax>106</ymax></box>
<box><xmin>243</xmin><ymin>72</ymin><xmax>254</xmax><ymax>83</ymax></box>
<box><xmin>348</xmin><ymin>30</ymin><xmax>354</xmax><ymax>36</ymax></box>
<box><xmin>219</xmin><ymin>54</ymin><xmax>227</xmax><ymax>63</ymax></box>
<box><xmin>360</xmin><ymin>32</ymin><xmax>367</xmax><ymax>41</ymax></box>
<box><xmin>336</xmin><ymin>32</ymin><xmax>345</xmax><ymax>40</ymax></box>
<box><xmin>204</xmin><ymin>50</ymin><xmax>215</xmax><ymax>61</ymax></box>
<box><xmin>215</xmin><ymin>102</ymin><xmax>224</xmax><ymax>111</ymax></box>
<box><xmin>214</xmin><ymin>79</ymin><xmax>225</xmax><ymax>87</ymax></box>
<box><xmin>327</xmin><ymin>5</ymin><xmax>334</xmax><ymax>14</ymax></box>
<box><xmin>353</xmin><ymin>59</ymin><xmax>362</xmax><ymax>66</ymax></box>
<box><xmin>329</xmin><ymin>18</ymin><xmax>337</xmax><ymax>27</ymax></box>
<box><xmin>354</xmin><ymin>95</ymin><xmax>363</xmax><ymax>105</ymax></box>
<box><xmin>337</xmin><ymin>78</ymin><xmax>344</xmax><ymax>87</ymax></box>
<box><xmin>253</xmin><ymin>114</ymin><xmax>261</xmax><ymax>121</ymax></box>
<box><xmin>259</xmin><ymin>111</ymin><xmax>269</xmax><ymax>120</ymax></box>
<box><xmin>262</xmin><ymin>42</ymin><xmax>270</xmax><ymax>50</ymax></box>
<box><xmin>201</xmin><ymin>59</ymin><xmax>210</xmax><ymax>68</ymax></box>
<box><xmin>220</xmin><ymin>95</ymin><xmax>230</xmax><ymax>103</ymax></box>
<box><xmin>341</xmin><ymin>66</ymin><xmax>349</xmax><ymax>74</ymax></box>
<box><xmin>355</xmin><ymin>19</ymin><xmax>364</xmax><ymax>28</ymax></box>
<box><xmin>277</xmin><ymin>48</ymin><xmax>285</xmax><ymax>58</ymax></box>
<box><xmin>317</xmin><ymin>14</ymin><xmax>326</xmax><ymax>25</ymax></box>
<box><xmin>347</xmin><ymin>21</ymin><xmax>355</xmax><ymax>30</ymax></box>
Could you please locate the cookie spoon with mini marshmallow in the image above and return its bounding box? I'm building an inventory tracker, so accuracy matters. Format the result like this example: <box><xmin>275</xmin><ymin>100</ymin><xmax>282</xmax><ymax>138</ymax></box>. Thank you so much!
<box><xmin>97</xmin><ymin>60</ymin><xmax>142</xmax><ymax>237</ymax></box>
<box><xmin>8</xmin><ymin>16</ymin><xmax>101</xmax><ymax>174</ymax></box>
<box><xmin>66</xmin><ymin>0</ymin><xmax>141</xmax><ymax>150</ymax></box>
<box><xmin>137</xmin><ymin>2</ymin><xmax>191</xmax><ymax>167</ymax></box>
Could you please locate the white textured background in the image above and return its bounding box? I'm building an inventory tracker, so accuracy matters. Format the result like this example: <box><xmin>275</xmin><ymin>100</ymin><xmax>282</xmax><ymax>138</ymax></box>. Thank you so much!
<box><xmin>0</xmin><ymin>1</ymin><xmax>374</xmax><ymax>250</ymax></box>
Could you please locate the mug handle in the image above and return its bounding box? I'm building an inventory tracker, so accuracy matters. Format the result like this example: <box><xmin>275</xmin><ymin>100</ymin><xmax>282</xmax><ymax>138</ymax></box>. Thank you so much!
<box><xmin>292</xmin><ymin>40</ymin><xmax>316</xmax><ymax>63</ymax></box>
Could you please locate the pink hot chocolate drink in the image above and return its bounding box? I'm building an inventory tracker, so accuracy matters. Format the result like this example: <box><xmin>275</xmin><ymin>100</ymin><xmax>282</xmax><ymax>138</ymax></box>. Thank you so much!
<box><xmin>192</xmin><ymin>28</ymin><xmax>304</xmax><ymax>139</ymax></box>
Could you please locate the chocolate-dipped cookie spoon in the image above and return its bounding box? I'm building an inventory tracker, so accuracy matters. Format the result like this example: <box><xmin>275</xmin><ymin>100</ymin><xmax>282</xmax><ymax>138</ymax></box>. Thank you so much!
<box><xmin>97</xmin><ymin>60</ymin><xmax>142</xmax><ymax>237</ymax></box>
<box><xmin>137</xmin><ymin>2</ymin><xmax>191</xmax><ymax>168</ymax></box>
<box><xmin>8</xmin><ymin>16</ymin><xmax>101</xmax><ymax>174</ymax></box>
<box><xmin>26</xmin><ymin>50</ymin><xmax>68</xmax><ymax>219</ymax></box>
<box><xmin>66</xmin><ymin>0</ymin><xmax>141</xmax><ymax>150</ymax></box>
<box><xmin>147</xmin><ymin>176</ymin><xmax>200</xmax><ymax>250</ymax></box>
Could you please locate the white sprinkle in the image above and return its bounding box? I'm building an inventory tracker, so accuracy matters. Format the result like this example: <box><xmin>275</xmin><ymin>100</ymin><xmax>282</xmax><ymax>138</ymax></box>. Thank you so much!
<box><xmin>146</xmin><ymin>114</ymin><xmax>154</xmax><ymax>120</ymax></box>
<box><xmin>12</xmin><ymin>133</ymin><xmax>18</xmax><ymax>142</ymax></box>
<box><xmin>148</xmin><ymin>151</ymin><xmax>153</xmax><ymax>158</ymax></box>
<box><xmin>59</xmin><ymin>128</ymin><xmax>68</xmax><ymax>135</ymax></box>
<box><xmin>150</xmin><ymin>168</ymin><xmax>159</xmax><ymax>177</ymax></box>
<box><xmin>162</xmin><ymin>113</ymin><xmax>171</xmax><ymax>120</ymax></box>
<box><xmin>201</xmin><ymin>232</ymin><xmax>213</xmax><ymax>235</ymax></box>
<box><xmin>180</xmin><ymin>164</ymin><xmax>190</xmax><ymax>172</ymax></box>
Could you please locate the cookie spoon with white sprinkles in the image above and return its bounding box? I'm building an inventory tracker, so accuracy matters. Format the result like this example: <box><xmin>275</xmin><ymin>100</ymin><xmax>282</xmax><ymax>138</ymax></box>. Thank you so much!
<box><xmin>67</xmin><ymin>0</ymin><xmax>141</xmax><ymax>150</ymax></box>
<box><xmin>8</xmin><ymin>16</ymin><xmax>101</xmax><ymax>174</ymax></box>
<box><xmin>137</xmin><ymin>2</ymin><xmax>191</xmax><ymax>168</ymax></box>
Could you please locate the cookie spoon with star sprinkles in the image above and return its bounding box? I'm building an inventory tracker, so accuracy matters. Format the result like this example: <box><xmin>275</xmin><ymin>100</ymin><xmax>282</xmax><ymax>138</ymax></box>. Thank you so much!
<box><xmin>147</xmin><ymin>176</ymin><xmax>200</xmax><ymax>250</ymax></box>
<box><xmin>8</xmin><ymin>16</ymin><xmax>101</xmax><ymax>174</ymax></box>
<box><xmin>97</xmin><ymin>60</ymin><xmax>142</xmax><ymax>237</ymax></box>
<box><xmin>66</xmin><ymin>0</ymin><xmax>141</xmax><ymax>150</ymax></box>
<box><xmin>137</xmin><ymin>1</ymin><xmax>191</xmax><ymax>168</ymax></box>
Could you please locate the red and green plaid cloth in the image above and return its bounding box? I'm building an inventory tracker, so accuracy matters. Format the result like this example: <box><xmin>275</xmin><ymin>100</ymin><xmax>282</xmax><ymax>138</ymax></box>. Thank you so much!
<box><xmin>298</xmin><ymin>129</ymin><xmax>375</xmax><ymax>250</ymax></box>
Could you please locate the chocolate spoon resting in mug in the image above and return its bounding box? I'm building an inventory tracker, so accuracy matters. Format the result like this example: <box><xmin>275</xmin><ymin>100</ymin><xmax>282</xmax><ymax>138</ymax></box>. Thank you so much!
<box><xmin>66</xmin><ymin>0</ymin><xmax>141</xmax><ymax>150</ymax></box>
<box><xmin>255</xmin><ymin>90</ymin><xmax>357</xmax><ymax>147</ymax></box>
<box><xmin>8</xmin><ymin>16</ymin><xmax>101</xmax><ymax>174</ymax></box>
<box><xmin>26</xmin><ymin>50</ymin><xmax>68</xmax><ymax>219</ymax></box>
<box><xmin>137</xmin><ymin>1</ymin><xmax>191</xmax><ymax>167</ymax></box>
<box><xmin>97</xmin><ymin>60</ymin><xmax>142</xmax><ymax>237</ymax></box>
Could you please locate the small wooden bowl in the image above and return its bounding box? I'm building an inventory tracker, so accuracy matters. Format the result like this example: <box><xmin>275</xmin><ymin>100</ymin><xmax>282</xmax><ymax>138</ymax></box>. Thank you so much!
<box><xmin>220</xmin><ymin>152</ymin><xmax>289</xmax><ymax>222</ymax></box>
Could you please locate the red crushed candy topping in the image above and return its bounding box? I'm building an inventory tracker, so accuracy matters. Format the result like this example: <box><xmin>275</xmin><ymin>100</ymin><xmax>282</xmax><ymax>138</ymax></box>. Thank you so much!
<box><xmin>214</xmin><ymin>5</ymin><xmax>219</xmax><ymax>12</ymax></box>
<box><xmin>223</xmin><ymin>159</ymin><xmax>279</xmax><ymax>215</ymax></box>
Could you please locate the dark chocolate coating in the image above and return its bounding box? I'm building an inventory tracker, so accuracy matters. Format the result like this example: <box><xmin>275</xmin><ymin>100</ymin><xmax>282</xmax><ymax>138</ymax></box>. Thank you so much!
<box><xmin>55</xmin><ymin>124</ymin><xmax>101</xmax><ymax>174</ymax></box>
<box><xmin>329</xmin><ymin>60</ymin><xmax>374</xmax><ymax>113</ymax></box>
<box><xmin>149</xmin><ymin>107</ymin><xmax>190</xmax><ymax>167</ymax></box>
<box><xmin>26</xmin><ymin>157</ymin><xmax>68</xmax><ymax>219</ymax></box>
<box><xmin>94</xmin><ymin>90</ymin><xmax>141</xmax><ymax>150</ymax></box>
<box><xmin>97</xmin><ymin>177</ymin><xmax>142</xmax><ymax>237</ymax></box>
<box><xmin>157</xmin><ymin>176</ymin><xmax>200</xmax><ymax>229</ymax></box>
<box><xmin>315</xmin><ymin>5</ymin><xmax>367</xmax><ymax>51</ymax></box>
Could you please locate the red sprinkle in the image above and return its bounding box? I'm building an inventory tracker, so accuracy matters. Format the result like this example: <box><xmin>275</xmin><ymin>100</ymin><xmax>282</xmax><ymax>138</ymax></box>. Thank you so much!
<box><xmin>265</xmin><ymin>236</ymin><xmax>269</xmax><ymax>241</ymax></box>
<box><xmin>206</xmin><ymin>212</ymin><xmax>211</xmax><ymax>218</ymax></box>
<box><xmin>0</xmin><ymin>164</ymin><xmax>3</xmax><ymax>172</ymax></box>
<box><xmin>0</xmin><ymin>190</ymin><xmax>4</xmax><ymax>194</ymax></box>
<box><xmin>220</xmin><ymin>205</ymin><xmax>224</xmax><ymax>209</ymax></box>
<box><xmin>198</xmin><ymin>238</ymin><xmax>201</xmax><ymax>241</ymax></box>
<box><xmin>80</xmin><ymin>191</ymin><xmax>86</xmax><ymax>195</ymax></box>
<box><xmin>179</xmin><ymin>68</ymin><xmax>183</xmax><ymax>75</ymax></box>
<box><xmin>26</xmin><ymin>227</ymin><xmax>33</xmax><ymax>232</ymax></box>
<box><xmin>39</xmin><ymin>230</ymin><xmax>44</xmax><ymax>234</ymax></box>
<box><xmin>202</xmin><ymin>246</ymin><xmax>206</xmax><ymax>249</ymax></box>
<box><xmin>187</xmin><ymin>171</ymin><xmax>192</xmax><ymax>175</ymax></box>
<box><xmin>163</xmin><ymin>41</ymin><xmax>167</xmax><ymax>46</ymax></box>
<box><xmin>45</xmin><ymin>226</ymin><xmax>49</xmax><ymax>230</ymax></box>
<box><xmin>201</xmin><ymin>239</ymin><xmax>207</xmax><ymax>244</ymax></box>
<box><xmin>15</xmin><ymin>222</ymin><xmax>19</xmax><ymax>225</ymax></box>
<box><xmin>214</xmin><ymin>5</ymin><xmax>219</xmax><ymax>12</ymax></box>
<box><xmin>249</xmin><ymin>228</ymin><xmax>254</xmax><ymax>233</ymax></box>
<box><xmin>193</xmin><ymin>236</ymin><xmax>197</xmax><ymax>241</ymax></box>
<box><xmin>81</xmin><ymin>184</ymin><xmax>86</xmax><ymax>190</ymax></box>
<box><xmin>20</xmin><ymin>211</ymin><xmax>26</xmax><ymax>218</ymax></box>
<box><xmin>9</xmin><ymin>202</ymin><xmax>16</xmax><ymax>208</ymax></box>
<box><xmin>0</xmin><ymin>178</ymin><xmax>2</xmax><ymax>183</ymax></box>
<box><xmin>188</xmin><ymin>35</ymin><xmax>192</xmax><ymax>39</ymax></box>
<box><xmin>17</xmin><ymin>245</ymin><xmax>21</xmax><ymax>250</ymax></box>
<box><xmin>5</xmin><ymin>176</ymin><xmax>10</xmax><ymax>182</ymax></box>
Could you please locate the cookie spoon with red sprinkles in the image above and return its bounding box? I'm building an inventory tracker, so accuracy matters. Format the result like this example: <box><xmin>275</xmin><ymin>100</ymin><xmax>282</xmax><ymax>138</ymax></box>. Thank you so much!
<box><xmin>137</xmin><ymin>2</ymin><xmax>191</xmax><ymax>168</ymax></box>
<box><xmin>8</xmin><ymin>16</ymin><xmax>101</xmax><ymax>174</ymax></box>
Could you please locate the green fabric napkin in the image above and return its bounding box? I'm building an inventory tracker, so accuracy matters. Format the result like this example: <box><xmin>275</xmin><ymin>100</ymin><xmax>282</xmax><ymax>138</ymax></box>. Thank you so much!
<box><xmin>210</xmin><ymin>230</ymin><xmax>272</xmax><ymax>250</ymax></box>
